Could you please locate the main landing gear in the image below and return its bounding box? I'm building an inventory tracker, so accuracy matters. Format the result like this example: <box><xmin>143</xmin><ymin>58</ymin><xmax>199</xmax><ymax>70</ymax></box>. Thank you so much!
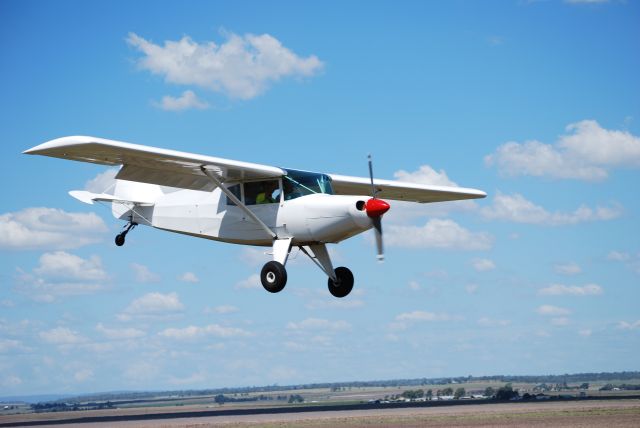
<box><xmin>259</xmin><ymin>240</ymin><xmax>354</xmax><ymax>298</ymax></box>
<box><xmin>115</xmin><ymin>221</ymin><xmax>137</xmax><ymax>247</ymax></box>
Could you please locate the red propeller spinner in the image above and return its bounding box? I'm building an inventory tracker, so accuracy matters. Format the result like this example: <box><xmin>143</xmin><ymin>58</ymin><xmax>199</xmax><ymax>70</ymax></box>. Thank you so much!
<box><xmin>365</xmin><ymin>198</ymin><xmax>390</xmax><ymax>218</ymax></box>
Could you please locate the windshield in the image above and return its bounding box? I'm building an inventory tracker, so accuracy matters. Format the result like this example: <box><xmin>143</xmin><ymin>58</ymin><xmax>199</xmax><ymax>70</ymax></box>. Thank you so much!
<box><xmin>283</xmin><ymin>169</ymin><xmax>333</xmax><ymax>200</ymax></box>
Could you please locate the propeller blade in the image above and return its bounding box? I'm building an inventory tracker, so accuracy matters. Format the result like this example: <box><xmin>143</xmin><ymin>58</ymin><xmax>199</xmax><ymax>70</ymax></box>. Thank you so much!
<box><xmin>372</xmin><ymin>216</ymin><xmax>384</xmax><ymax>261</ymax></box>
<box><xmin>367</xmin><ymin>154</ymin><xmax>376</xmax><ymax>198</ymax></box>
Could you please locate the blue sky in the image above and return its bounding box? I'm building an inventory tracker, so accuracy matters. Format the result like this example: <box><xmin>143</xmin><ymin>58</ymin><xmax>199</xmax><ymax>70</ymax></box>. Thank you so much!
<box><xmin>1</xmin><ymin>0</ymin><xmax>639</xmax><ymax>396</ymax></box>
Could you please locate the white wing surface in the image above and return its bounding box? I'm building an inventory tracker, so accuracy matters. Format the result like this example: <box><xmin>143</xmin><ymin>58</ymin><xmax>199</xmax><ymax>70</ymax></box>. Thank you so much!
<box><xmin>24</xmin><ymin>136</ymin><xmax>285</xmax><ymax>191</ymax></box>
<box><xmin>329</xmin><ymin>174</ymin><xmax>486</xmax><ymax>203</ymax></box>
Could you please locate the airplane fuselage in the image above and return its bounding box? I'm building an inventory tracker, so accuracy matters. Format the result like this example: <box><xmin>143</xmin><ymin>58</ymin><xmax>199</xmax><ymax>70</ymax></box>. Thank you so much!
<box><xmin>119</xmin><ymin>186</ymin><xmax>374</xmax><ymax>247</ymax></box>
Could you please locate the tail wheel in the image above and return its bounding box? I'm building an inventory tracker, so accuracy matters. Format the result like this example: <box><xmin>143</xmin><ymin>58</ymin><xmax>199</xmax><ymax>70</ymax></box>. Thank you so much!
<box><xmin>260</xmin><ymin>261</ymin><xmax>287</xmax><ymax>293</ymax></box>
<box><xmin>328</xmin><ymin>266</ymin><xmax>354</xmax><ymax>298</ymax></box>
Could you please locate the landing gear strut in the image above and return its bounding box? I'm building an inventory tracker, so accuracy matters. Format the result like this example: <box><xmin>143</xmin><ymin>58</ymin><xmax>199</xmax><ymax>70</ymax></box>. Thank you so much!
<box><xmin>115</xmin><ymin>222</ymin><xmax>137</xmax><ymax>247</ymax></box>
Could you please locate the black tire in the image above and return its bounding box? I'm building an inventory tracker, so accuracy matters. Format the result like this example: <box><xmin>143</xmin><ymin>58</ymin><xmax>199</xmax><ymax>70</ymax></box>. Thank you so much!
<box><xmin>260</xmin><ymin>261</ymin><xmax>287</xmax><ymax>293</ymax></box>
<box><xmin>115</xmin><ymin>233</ymin><xmax>125</xmax><ymax>247</ymax></box>
<box><xmin>328</xmin><ymin>266</ymin><xmax>354</xmax><ymax>298</ymax></box>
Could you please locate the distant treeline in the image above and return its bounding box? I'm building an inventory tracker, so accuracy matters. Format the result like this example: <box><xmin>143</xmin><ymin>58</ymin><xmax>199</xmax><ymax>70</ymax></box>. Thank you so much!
<box><xmin>56</xmin><ymin>371</ymin><xmax>640</xmax><ymax>404</ymax></box>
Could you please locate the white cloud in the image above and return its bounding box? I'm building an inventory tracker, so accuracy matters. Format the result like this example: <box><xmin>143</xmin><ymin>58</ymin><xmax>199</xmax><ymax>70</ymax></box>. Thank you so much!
<box><xmin>169</xmin><ymin>371</ymin><xmax>207</xmax><ymax>386</ymax></box>
<box><xmin>128</xmin><ymin>31</ymin><xmax>323</xmax><ymax>100</ymax></box>
<box><xmin>579</xmin><ymin>329</ymin><xmax>592</xmax><ymax>337</ymax></box>
<box><xmin>607</xmin><ymin>251</ymin><xmax>640</xmax><ymax>275</ymax></box>
<box><xmin>2</xmin><ymin>375</ymin><xmax>23</xmax><ymax>387</ymax></box>
<box><xmin>39</xmin><ymin>327</ymin><xmax>85</xmax><ymax>345</ymax></box>
<box><xmin>0</xmin><ymin>339</ymin><xmax>28</xmax><ymax>353</ymax></box>
<box><xmin>393</xmin><ymin>165</ymin><xmax>459</xmax><ymax>187</ymax></box>
<box><xmin>239</xmin><ymin>248</ymin><xmax>270</xmax><ymax>266</ymax></box>
<box><xmin>465</xmin><ymin>284</ymin><xmax>479</xmax><ymax>294</ymax></box>
<box><xmin>396</xmin><ymin>311</ymin><xmax>453</xmax><ymax>322</ymax></box>
<box><xmin>555</xmin><ymin>263</ymin><xmax>582</xmax><ymax>275</ymax></box>
<box><xmin>74</xmin><ymin>368</ymin><xmax>94</xmax><ymax>382</ymax></box>
<box><xmin>16</xmin><ymin>251</ymin><xmax>108</xmax><ymax>302</ymax></box>
<box><xmin>207</xmin><ymin>305</ymin><xmax>238</xmax><ymax>314</ymax></box>
<box><xmin>178</xmin><ymin>272</ymin><xmax>199</xmax><ymax>283</ymax></box>
<box><xmin>551</xmin><ymin>317</ymin><xmax>570</xmax><ymax>326</ymax></box>
<box><xmin>607</xmin><ymin>251</ymin><xmax>630</xmax><ymax>262</ymax></box>
<box><xmin>84</xmin><ymin>168</ymin><xmax>118</xmax><ymax>193</ymax></box>
<box><xmin>286</xmin><ymin>318</ymin><xmax>351</xmax><ymax>331</ymax></box>
<box><xmin>485</xmin><ymin>120</ymin><xmax>640</xmax><ymax>181</ymax></box>
<box><xmin>384</xmin><ymin>166</ymin><xmax>478</xmax><ymax>220</ymax></box>
<box><xmin>35</xmin><ymin>251</ymin><xmax>107</xmax><ymax>281</ymax></box>
<box><xmin>96</xmin><ymin>323</ymin><xmax>145</xmax><ymax>340</ymax></box>
<box><xmin>538</xmin><ymin>283</ymin><xmax>603</xmax><ymax>296</ymax></box>
<box><xmin>480</xmin><ymin>192</ymin><xmax>621</xmax><ymax>225</ymax></box>
<box><xmin>154</xmin><ymin>90</ymin><xmax>209</xmax><ymax>111</ymax></box>
<box><xmin>159</xmin><ymin>324</ymin><xmax>251</xmax><ymax>340</ymax></box>
<box><xmin>408</xmin><ymin>281</ymin><xmax>421</xmax><ymax>291</ymax></box>
<box><xmin>477</xmin><ymin>317</ymin><xmax>511</xmax><ymax>327</ymax></box>
<box><xmin>618</xmin><ymin>320</ymin><xmax>640</xmax><ymax>330</ymax></box>
<box><xmin>235</xmin><ymin>273</ymin><xmax>261</xmax><ymax>289</ymax></box>
<box><xmin>130</xmin><ymin>263</ymin><xmax>160</xmax><ymax>283</ymax></box>
<box><xmin>118</xmin><ymin>292</ymin><xmax>184</xmax><ymax>321</ymax></box>
<box><xmin>385</xmin><ymin>219</ymin><xmax>493</xmax><ymax>250</ymax></box>
<box><xmin>0</xmin><ymin>207</ymin><xmax>107</xmax><ymax>250</ymax></box>
<box><xmin>472</xmin><ymin>258</ymin><xmax>495</xmax><ymax>272</ymax></box>
<box><xmin>537</xmin><ymin>305</ymin><xmax>571</xmax><ymax>316</ymax></box>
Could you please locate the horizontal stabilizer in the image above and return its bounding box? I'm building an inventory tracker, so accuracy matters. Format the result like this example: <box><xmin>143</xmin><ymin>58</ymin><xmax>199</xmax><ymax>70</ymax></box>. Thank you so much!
<box><xmin>68</xmin><ymin>190</ymin><xmax>155</xmax><ymax>206</ymax></box>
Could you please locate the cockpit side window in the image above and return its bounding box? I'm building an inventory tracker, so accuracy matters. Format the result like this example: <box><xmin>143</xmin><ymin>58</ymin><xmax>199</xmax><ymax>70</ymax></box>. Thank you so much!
<box><xmin>226</xmin><ymin>184</ymin><xmax>242</xmax><ymax>206</ymax></box>
<box><xmin>244</xmin><ymin>180</ymin><xmax>281</xmax><ymax>205</ymax></box>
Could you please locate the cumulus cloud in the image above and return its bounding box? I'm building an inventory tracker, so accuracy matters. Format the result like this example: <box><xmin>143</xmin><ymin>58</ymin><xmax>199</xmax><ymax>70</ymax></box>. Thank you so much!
<box><xmin>286</xmin><ymin>318</ymin><xmax>351</xmax><ymax>331</ymax></box>
<box><xmin>472</xmin><ymin>258</ymin><xmax>496</xmax><ymax>272</ymax></box>
<box><xmin>555</xmin><ymin>263</ymin><xmax>582</xmax><ymax>275</ymax></box>
<box><xmin>178</xmin><ymin>272</ymin><xmax>199</xmax><ymax>283</ymax></box>
<box><xmin>118</xmin><ymin>292</ymin><xmax>184</xmax><ymax>321</ymax></box>
<box><xmin>84</xmin><ymin>168</ymin><xmax>118</xmax><ymax>193</ymax></box>
<box><xmin>538</xmin><ymin>283</ymin><xmax>603</xmax><ymax>296</ymax></box>
<box><xmin>607</xmin><ymin>251</ymin><xmax>640</xmax><ymax>274</ymax></box>
<box><xmin>154</xmin><ymin>90</ymin><xmax>209</xmax><ymax>111</ymax></box>
<box><xmin>485</xmin><ymin>120</ymin><xmax>640</xmax><ymax>181</ymax></box>
<box><xmin>130</xmin><ymin>263</ymin><xmax>160</xmax><ymax>283</ymax></box>
<box><xmin>393</xmin><ymin>165</ymin><xmax>459</xmax><ymax>187</ymax></box>
<box><xmin>384</xmin><ymin>165</ymin><xmax>478</xmax><ymax>220</ymax></box>
<box><xmin>206</xmin><ymin>305</ymin><xmax>238</xmax><ymax>314</ymax></box>
<box><xmin>0</xmin><ymin>207</ymin><xmax>107</xmax><ymax>250</ymax></box>
<box><xmin>385</xmin><ymin>219</ymin><xmax>493</xmax><ymax>250</ymax></box>
<box><xmin>235</xmin><ymin>273</ymin><xmax>261</xmax><ymax>289</ymax></box>
<box><xmin>159</xmin><ymin>324</ymin><xmax>251</xmax><ymax>340</ymax></box>
<box><xmin>551</xmin><ymin>317</ymin><xmax>570</xmax><ymax>326</ymax></box>
<box><xmin>127</xmin><ymin>31</ymin><xmax>323</xmax><ymax>100</ymax></box>
<box><xmin>477</xmin><ymin>317</ymin><xmax>511</xmax><ymax>327</ymax></box>
<box><xmin>15</xmin><ymin>251</ymin><xmax>108</xmax><ymax>302</ymax></box>
<box><xmin>537</xmin><ymin>305</ymin><xmax>571</xmax><ymax>316</ymax></box>
<box><xmin>35</xmin><ymin>251</ymin><xmax>107</xmax><ymax>281</ymax></box>
<box><xmin>390</xmin><ymin>311</ymin><xmax>459</xmax><ymax>331</ymax></box>
<box><xmin>39</xmin><ymin>327</ymin><xmax>85</xmax><ymax>345</ymax></box>
<box><xmin>480</xmin><ymin>192</ymin><xmax>621</xmax><ymax>225</ymax></box>
<box><xmin>96</xmin><ymin>323</ymin><xmax>145</xmax><ymax>340</ymax></box>
<box><xmin>618</xmin><ymin>320</ymin><xmax>640</xmax><ymax>330</ymax></box>
<box><xmin>396</xmin><ymin>311</ymin><xmax>453</xmax><ymax>322</ymax></box>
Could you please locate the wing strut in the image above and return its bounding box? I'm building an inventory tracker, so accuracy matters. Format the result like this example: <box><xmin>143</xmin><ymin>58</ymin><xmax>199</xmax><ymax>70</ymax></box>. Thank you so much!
<box><xmin>200</xmin><ymin>166</ymin><xmax>277</xmax><ymax>240</ymax></box>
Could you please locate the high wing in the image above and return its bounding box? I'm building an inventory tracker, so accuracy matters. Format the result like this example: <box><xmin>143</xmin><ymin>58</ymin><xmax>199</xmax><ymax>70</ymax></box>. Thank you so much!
<box><xmin>329</xmin><ymin>174</ymin><xmax>486</xmax><ymax>203</ymax></box>
<box><xmin>24</xmin><ymin>136</ymin><xmax>284</xmax><ymax>191</ymax></box>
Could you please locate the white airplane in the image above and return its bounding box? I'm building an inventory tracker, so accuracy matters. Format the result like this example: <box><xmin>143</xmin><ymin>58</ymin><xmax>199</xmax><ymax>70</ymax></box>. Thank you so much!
<box><xmin>24</xmin><ymin>136</ymin><xmax>486</xmax><ymax>298</ymax></box>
